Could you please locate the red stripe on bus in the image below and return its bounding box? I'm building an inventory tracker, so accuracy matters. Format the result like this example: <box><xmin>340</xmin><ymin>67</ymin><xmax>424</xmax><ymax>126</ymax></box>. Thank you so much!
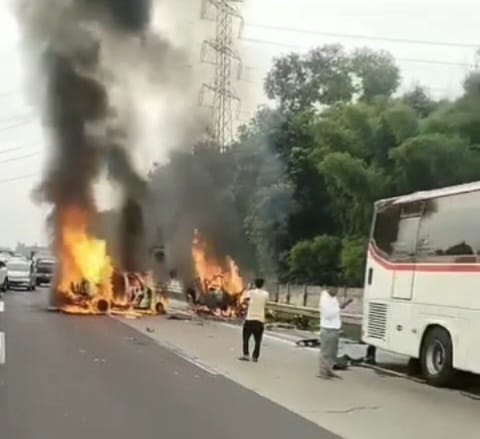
<box><xmin>368</xmin><ymin>245</ymin><xmax>480</xmax><ymax>273</ymax></box>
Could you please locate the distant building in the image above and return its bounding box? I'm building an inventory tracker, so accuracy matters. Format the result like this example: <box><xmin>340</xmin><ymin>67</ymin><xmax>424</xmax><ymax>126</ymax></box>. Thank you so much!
<box><xmin>15</xmin><ymin>243</ymin><xmax>52</xmax><ymax>259</ymax></box>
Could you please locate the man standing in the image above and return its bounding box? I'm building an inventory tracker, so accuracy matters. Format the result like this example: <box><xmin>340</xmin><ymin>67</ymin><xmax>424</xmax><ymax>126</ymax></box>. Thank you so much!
<box><xmin>318</xmin><ymin>289</ymin><xmax>353</xmax><ymax>379</ymax></box>
<box><xmin>239</xmin><ymin>278</ymin><xmax>269</xmax><ymax>362</ymax></box>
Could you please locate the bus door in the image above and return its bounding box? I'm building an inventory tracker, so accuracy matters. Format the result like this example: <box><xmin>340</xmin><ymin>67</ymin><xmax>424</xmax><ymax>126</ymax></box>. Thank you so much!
<box><xmin>391</xmin><ymin>205</ymin><xmax>423</xmax><ymax>300</ymax></box>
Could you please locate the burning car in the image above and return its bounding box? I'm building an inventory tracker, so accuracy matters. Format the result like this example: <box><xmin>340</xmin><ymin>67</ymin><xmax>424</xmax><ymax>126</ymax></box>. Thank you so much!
<box><xmin>191</xmin><ymin>232</ymin><xmax>247</xmax><ymax>319</ymax></box>
<box><xmin>53</xmin><ymin>207</ymin><xmax>166</xmax><ymax>316</ymax></box>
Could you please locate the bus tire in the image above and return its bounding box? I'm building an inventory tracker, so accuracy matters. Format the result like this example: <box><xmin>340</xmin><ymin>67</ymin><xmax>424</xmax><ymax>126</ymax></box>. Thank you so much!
<box><xmin>420</xmin><ymin>327</ymin><xmax>455</xmax><ymax>387</ymax></box>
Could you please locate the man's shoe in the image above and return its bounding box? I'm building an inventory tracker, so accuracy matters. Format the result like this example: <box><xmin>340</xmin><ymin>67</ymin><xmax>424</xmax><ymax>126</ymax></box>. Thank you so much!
<box><xmin>252</xmin><ymin>358</ymin><xmax>258</xmax><ymax>363</ymax></box>
<box><xmin>317</xmin><ymin>374</ymin><xmax>332</xmax><ymax>380</ymax></box>
<box><xmin>239</xmin><ymin>356</ymin><xmax>250</xmax><ymax>362</ymax></box>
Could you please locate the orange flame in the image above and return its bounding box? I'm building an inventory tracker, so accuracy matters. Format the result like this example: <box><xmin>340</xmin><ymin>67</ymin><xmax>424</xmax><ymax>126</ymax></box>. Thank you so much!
<box><xmin>56</xmin><ymin>206</ymin><xmax>114</xmax><ymax>313</ymax></box>
<box><xmin>192</xmin><ymin>234</ymin><xmax>244</xmax><ymax>296</ymax></box>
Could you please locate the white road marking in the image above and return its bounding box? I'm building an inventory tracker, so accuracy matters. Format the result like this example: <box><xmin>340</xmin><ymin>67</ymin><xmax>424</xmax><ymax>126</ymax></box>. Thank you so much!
<box><xmin>0</xmin><ymin>301</ymin><xmax>4</xmax><ymax>313</ymax></box>
<box><xmin>113</xmin><ymin>316</ymin><xmax>219</xmax><ymax>376</ymax></box>
<box><xmin>0</xmin><ymin>332</ymin><xmax>5</xmax><ymax>365</ymax></box>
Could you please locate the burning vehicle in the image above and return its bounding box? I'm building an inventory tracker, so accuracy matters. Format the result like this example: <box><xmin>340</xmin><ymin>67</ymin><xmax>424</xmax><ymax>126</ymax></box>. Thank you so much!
<box><xmin>17</xmin><ymin>0</ymin><xmax>248</xmax><ymax>320</ymax></box>
<box><xmin>190</xmin><ymin>232</ymin><xmax>247</xmax><ymax>319</ymax></box>
<box><xmin>13</xmin><ymin>0</ymin><xmax>191</xmax><ymax>316</ymax></box>
<box><xmin>54</xmin><ymin>207</ymin><xmax>167</xmax><ymax>316</ymax></box>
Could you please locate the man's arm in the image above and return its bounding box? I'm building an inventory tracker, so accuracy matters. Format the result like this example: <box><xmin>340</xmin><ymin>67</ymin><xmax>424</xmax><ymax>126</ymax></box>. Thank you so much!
<box><xmin>340</xmin><ymin>298</ymin><xmax>354</xmax><ymax>310</ymax></box>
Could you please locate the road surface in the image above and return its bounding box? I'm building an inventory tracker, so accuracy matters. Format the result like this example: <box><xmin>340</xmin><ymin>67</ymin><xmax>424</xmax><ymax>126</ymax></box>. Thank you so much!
<box><xmin>0</xmin><ymin>289</ymin><xmax>339</xmax><ymax>439</ymax></box>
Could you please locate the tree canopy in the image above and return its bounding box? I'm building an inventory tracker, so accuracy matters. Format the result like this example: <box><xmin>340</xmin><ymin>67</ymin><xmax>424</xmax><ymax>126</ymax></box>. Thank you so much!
<box><xmin>150</xmin><ymin>44</ymin><xmax>480</xmax><ymax>286</ymax></box>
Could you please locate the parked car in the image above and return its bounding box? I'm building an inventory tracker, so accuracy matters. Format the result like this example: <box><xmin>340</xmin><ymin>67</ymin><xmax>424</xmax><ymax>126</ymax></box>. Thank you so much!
<box><xmin>7</xmin><ymin>258</ymin><xmax>36</xmax><ymax>291</ymax></box>
<box><xmin>36</xmin><ymin>257</ymin><xmax>56</xmax><ymax>286</ymax></box>
<box><xmin>0</xmin><ymin>260</ymin><xmax>8</xmax><ymax>292</ymax></box>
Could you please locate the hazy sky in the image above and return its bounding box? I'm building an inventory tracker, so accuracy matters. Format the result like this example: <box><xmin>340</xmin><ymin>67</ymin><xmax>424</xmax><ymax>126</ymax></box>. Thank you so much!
<box><xmin>0</xmin><ymin>0</ymin><xmax>479</xmax><ymax>248</ymax></box>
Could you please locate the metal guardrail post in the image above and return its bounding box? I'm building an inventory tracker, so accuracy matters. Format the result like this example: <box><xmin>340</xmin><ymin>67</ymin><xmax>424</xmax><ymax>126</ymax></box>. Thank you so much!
<box><xmin>286</xmin><ymin>283</ymin><xmax>291</xmax><ymax>305</ymax></box>
<box><xmin>302</xmin><ymin>284</ymin><xmax>308</xmax><ymax>307</ymax></box>
<box><xmin>275</xmin><ymin>281</ymin><xmax>280</xmax><ymax>303</ymax></box>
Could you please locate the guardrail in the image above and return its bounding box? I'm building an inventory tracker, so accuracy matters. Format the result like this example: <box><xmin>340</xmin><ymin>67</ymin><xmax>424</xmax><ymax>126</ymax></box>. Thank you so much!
<box><xmin>266</xmin><ymin>301</ymin><xmax>362</xmax><ymax>325</ymax></box>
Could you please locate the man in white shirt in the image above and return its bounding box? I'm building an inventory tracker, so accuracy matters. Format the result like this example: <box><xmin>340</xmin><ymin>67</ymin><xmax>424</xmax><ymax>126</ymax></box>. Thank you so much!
<box><xmin>319</xmin><ymin>289</ymin><xmax>353</xmax><ymax>379</ymax></box>
<box><xmin>239</xmin><ymin>278</ymin><xmax>269</xmax><ymax>362</ymax></box>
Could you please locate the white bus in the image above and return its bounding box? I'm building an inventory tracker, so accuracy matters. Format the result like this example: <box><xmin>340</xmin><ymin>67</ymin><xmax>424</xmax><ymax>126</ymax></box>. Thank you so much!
<box><xmin>363</xmin><ymin>181</ymin><xmax>480</xmax><ymax>386</ymax></box>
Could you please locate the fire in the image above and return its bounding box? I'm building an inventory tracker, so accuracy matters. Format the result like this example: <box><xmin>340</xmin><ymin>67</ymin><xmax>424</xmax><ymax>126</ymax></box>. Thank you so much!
<box><xmin>56</xmin><ymin>207</ymin><xmax>113</xmax><ymax>314</ymax></box>
<box><xmin>191</xmin><ymin>232</ymin><xmax>246</xmax><ymax>318</ymax></box>
<box><xmin>55</xmin><ymin>206</ymin><xmax>167</xmax><ymax>316</ymax></box>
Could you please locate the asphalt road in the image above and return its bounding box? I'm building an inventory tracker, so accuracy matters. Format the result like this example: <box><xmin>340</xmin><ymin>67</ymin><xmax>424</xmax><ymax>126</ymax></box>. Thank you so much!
<box><xmin>0</xmin><ymin>288</ymin><xmax>340</xmax><ymax>439</ymax></box>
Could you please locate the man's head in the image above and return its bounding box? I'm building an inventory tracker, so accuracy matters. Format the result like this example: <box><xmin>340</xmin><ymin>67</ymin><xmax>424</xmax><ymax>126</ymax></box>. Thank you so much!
<box><xmin>327</xmin><ymin>289</ymin><xmax>338</xmax><ymax>297</ymax></box>
<box><xmin>254</xmin><ymin>278</ymin><xmax>265</xmax><ymax>289</ymax></box>
<box><xmin>169</xmin><ymin>269</ymin><xmax>177</xmax><ymax>279</ymax></box>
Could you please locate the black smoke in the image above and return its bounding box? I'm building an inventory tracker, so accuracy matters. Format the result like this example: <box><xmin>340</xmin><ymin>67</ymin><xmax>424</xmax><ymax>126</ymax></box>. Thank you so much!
<box><xmin>17</xmin><ymin>0</ymin><xmax>157</xmax><ymax>280</ymax></box>
<box><xmin>86</xmin><ymin>0</ymin><xmax>152</xmax><ymax>32</ymax></box>
<box><xmin>149</xmin><ymin>144</ymin><xmax>256</xmax><ymax>286</ymax></box>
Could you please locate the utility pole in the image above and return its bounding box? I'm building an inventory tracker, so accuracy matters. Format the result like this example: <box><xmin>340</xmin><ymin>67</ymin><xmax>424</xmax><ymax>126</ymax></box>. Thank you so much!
<box><xmin>200</xmin><ymin>0</ymin><xmax>243</xmax><ymax>152</ymax></box>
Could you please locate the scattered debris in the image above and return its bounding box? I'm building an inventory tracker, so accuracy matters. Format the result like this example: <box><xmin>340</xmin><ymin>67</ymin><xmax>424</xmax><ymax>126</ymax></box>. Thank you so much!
<box><xmin>167</xmin><ymin>312</ymin><xmax>193</xmax><ymax>321</ymax></box>
<box><xmin>266</xmin><ymin>323</ymin><xmax>296</xmax><ymax>330</ymax></box>
<box><xmin>146</xmin><ymin>327</ymin><xmax>155</xmax><ymax>333</ymax></box>
<box><xmin>296</xmin><ymin>338</ymin><xmax>320</xmax><ymax>348</ymax></box>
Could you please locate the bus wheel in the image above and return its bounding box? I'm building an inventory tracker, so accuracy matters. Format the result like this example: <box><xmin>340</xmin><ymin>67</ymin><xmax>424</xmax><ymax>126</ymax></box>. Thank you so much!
<box><xmin>420</xmin><ymin>327</ymin><xmax>455</xmax><ymax>387</ymax></box>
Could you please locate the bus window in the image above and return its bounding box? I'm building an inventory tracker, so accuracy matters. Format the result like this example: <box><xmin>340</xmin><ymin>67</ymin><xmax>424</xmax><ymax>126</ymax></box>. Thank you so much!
<box><xmin>373</xmin><ymin>203</ymin><xmax>400</xmax><ymax>257</ymax></box>
<box><xmin>373</xmin><ymin>201</ymin><xmax>422</xmax><ymax>260</ymax></box>
<box><xmin>391</xmin><ymin>216</ymin><xmax>420</xmax><ymax>261</ymax></box>
<box><xmin>417</xmin><ymin>191</ymin><xmax>480</xmax><ymax>262</ymax></box>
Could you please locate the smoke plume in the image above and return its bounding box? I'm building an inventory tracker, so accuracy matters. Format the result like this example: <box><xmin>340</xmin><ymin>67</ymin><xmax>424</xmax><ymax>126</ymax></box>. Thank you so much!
<box><xmin>14</xmin><ymin>0</ymin><xmax>203</xmax><ymax>277</ymax></box>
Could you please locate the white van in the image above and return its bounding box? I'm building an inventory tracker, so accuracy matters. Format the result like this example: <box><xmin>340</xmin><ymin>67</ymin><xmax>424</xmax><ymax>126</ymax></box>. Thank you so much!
<box><xmin>0</xmin><ymin>260</ymin><xmax>7</xmax><ymax>292</ymax></box>
<box><xmin>7</xmin><ymin>258</ymin><xmax>36</xmax><ymax>291</ymax></box>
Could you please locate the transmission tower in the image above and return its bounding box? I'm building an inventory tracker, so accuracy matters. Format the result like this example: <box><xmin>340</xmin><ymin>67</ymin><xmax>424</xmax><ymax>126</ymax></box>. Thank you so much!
<box><xmin>200</xmin><ymin>0</ymin><xmax>243</xmax><ymax>152</ymax></box>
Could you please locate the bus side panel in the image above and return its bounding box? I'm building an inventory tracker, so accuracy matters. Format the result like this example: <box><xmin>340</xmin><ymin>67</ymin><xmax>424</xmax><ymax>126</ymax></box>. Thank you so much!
<box><xmin>413</xmin><ymin>271</ymin><xmax>480</xmax><ymax>373</ymax></box>
<box><xmin>363</xmin><ymin>252</ymin><xmax>421</xmax><ymax>358</ymax></box>
<box><xmin>362</xmin><ymin>252</ymin><xmax>394</xmax><ymax>349</ymax></box>
<box><xmin>385</xmin><ymin>301</ymin><xmax>419</xmax><ymax>358</ymax></box>
<box><xmin>387</xmin><ymin>266</ymin><xmax>418</xmax><ymax>357</ymax></box>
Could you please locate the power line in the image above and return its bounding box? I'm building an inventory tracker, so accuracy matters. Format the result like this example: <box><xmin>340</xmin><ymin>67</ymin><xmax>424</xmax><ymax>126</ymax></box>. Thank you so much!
<box><xmin>0</xmin><ymin>112</ymin><xmax>32</xmax><ymax>122</ymax></box>
<box><xmin>0</xmin><ymin>118</ymin><xmax>35</xmax><ymax>134</ymax></box>
<box><xmin>241</xmin><ymin>37</ymin><xmax>469</xmax><ymax>68</ymax></box>
<box><xmin>0</xmin><ymin>174</ymin><xmax>38</xmax><ymax>185</ymax></box>
<box><xmin>0</xmin><ymin>152</ymin><xmax>41</xmax><ymax>165</ymax></box>
<box><xmin>245</xmin><ymin>23</ymin><xmax>480</xmax><ymax>49</ymax></box>
<box><xmin>0</xmin><ymin>143</ymin><xmax>39</xmax><ymax>155</ymax></box>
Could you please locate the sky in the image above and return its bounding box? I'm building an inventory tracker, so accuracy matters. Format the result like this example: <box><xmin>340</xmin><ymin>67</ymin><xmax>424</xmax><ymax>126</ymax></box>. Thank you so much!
<box><xmin>0</xmin><ymin>0</ymin><xmax>479</xmax><ymax>248</ymax></box>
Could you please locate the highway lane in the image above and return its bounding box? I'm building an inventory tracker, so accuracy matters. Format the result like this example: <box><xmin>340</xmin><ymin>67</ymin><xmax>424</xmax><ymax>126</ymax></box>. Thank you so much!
<box><xmin>0</xmin><ymin>288</ymin><xmax>340</xmax><ymax>439</ymax></box>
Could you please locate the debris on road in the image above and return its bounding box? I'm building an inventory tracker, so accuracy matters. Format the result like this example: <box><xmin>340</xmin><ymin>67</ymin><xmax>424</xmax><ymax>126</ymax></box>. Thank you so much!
<box><xmin>167</xmin><ymin>312</ymin><xmax>193</xmax><ymax>321</ymax></box>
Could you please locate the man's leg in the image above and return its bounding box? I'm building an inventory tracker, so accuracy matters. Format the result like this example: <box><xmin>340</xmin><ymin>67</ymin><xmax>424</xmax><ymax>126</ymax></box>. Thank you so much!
<box><xmin>329</xmin><ymin>329</ymin><xmax>340</xmax><ymax>369</ymax></box>
<box><xmin>319</xmin><ymin>329</ymin><xmax>331</xmax><ymax>377</ymax></box>
<box><xmin>319</xmin><ymin>329</ymin><xmax>338</xmax><ymax>378</ymax></box>
<box><xmin>241</xmin><ymin>321</ymin><xmax>252</xmax><ymax>360</ymax></box>
<box><xmin>252</xmin><ymin>321</ymin><xmax>264</xmax><ymax>361</ymax></box>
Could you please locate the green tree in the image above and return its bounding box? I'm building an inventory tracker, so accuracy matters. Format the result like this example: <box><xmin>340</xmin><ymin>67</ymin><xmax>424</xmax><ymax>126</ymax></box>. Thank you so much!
<box><xmin>382</xmin><ymin>103</ymin><xmax>419</xmax><ymax>144</ymax></box>
<box><xmin>351</xmin><ymin>48</ymin><xmax>400</xmax><ymax>101</ymax></box>
<box><xmin>264</xmin><ymin>45</ymin><xmax>354</xmax><ymax>111</ymax></box>
<box><xmin>402</xmin><ymin>85</ymin><xmax>437</xmax><ymax>117</ymax></box>
<box><xmin>340</xmin><ymin>237</ymin><xmax>367</xmax><ymax>287</ymax></box>
<box><xmin>390</xmin><ymin>133</ymin><xmax>480</xmax><ymax>193</ymax></box>
<box><xmin>288</xmin><ymin>235</ymin><xmax>341</xmax><ymax>284</ymax></box>
<box><xmin>317</xmin><ymin>151</ymin><xmax>385</xmax><ymax>236</ymax></box>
